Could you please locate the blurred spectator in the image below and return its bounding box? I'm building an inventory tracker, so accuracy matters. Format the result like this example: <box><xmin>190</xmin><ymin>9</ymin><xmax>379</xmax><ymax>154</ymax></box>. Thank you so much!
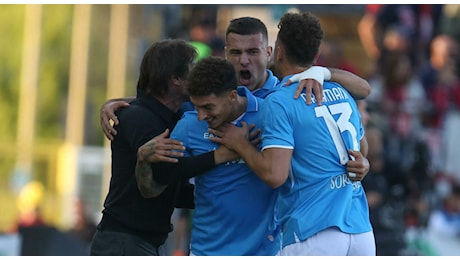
<box><xmin>67</xmin><ymin>198</ymin><xmax>96</xmax><ymax>244</ymax></box>
<box><xmin>167</xmin><ymin>6</ymin><xmax>225</xmax><ymax>59</ymax></box>
<box><xmin>188</xmin><ymin>18</ymin><xmax>225</xmax><ymax>58</ymax></box>
<box><xmin>418</xmin><ymin>34</ymin><xmax>460</xmax><ymax>183</ymax></box>
<box><xmin>10</xmin><ymin>181</ymin><xmax>46</xmax><ymax>232</ymax></box>
<box><xmin>439</xmin><ymin>4</ymin><xmax>460</xmax><ymax>52</ymax></box>
<box><xmin>317</xmin><ymin>38</ymin><xmax>359</xmax><ymax>75</ymax></box>
<box><xmin>382</xmin><ymin>108</ymin><xmax>432</xmax><ymax>208</ymax></box>
<box><xmin>419</xmin><ymin>34</ymin><xmax>460</xmax><ymax>128</ymax></box>
<box><xmin>358</xmin><ymin>5</ymin><xmax>460</xmax><ymax>255</ymax></box>
<box><xmin>358</xmin><ymin>4</ymin><xmax>443</xmax><ymax>75</ymax></box>
<box><xmin>9</xmin><ymin>182</ymin><xmax>91</xmax><ymax>255</ymax></box>
<box><xmin>185</xmin><ymin>6</ymin><xmax>225</xmax><ymax>58</ymax></box>
<box><xmin>442</xmin><ymin>109</ymin><xmax>460</xmax><ymax>184</ymax></box>
<box><xmin>357</xmin><ymin>4</ymin><xmax>384</xmax><ymax>61</ymax></box>
<box><xmin>368</xmin><ymin>50</ymin><xmax>433</xmax><ymax>231</ymax></box>
<box><xmin>419</xmin><ymin>35</ymin><xmax>460</xmax><ymax>183</ymax></box>
<box><xmin>360</xmin><ymin>100</ymin><xmax>407</xmax><ymax>255</ymax></box>
<box><xmin>369</xmin><ymin>51</ymin><xmax>427</xmax><ymax>130</ymax></box>
<box><xmin>427</xmin><ymin>183</ymin><xmax>460</xmax><ymax>237</ymax></box>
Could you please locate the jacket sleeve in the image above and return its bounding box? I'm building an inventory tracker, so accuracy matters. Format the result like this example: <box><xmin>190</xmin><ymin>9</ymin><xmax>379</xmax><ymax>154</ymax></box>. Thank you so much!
<box><xmin>151</xmin><ymin>151</ymin><xmax>215</xmax><ymax>184</ymax></box>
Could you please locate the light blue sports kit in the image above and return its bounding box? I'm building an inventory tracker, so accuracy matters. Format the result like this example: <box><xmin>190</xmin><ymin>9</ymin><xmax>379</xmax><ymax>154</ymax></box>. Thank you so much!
<box><xmin>260</xmin><ymin>76</ymin><xmax>373</xmax><ymax>248</ymax></box>
<box><xmin>252</xmin><ymin>69</ymin><xmax>280</xmax><ymax>98</ymax></box>
<box><xmin>170</xmin><ymin>86</ymin><xmax>280</xmax><ymax>256</ymax></box>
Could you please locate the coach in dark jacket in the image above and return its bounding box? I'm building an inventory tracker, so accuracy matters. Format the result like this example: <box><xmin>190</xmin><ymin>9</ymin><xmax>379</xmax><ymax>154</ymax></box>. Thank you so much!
<box><xmin>90</xmin><ymin>39</ymin><xmax>199</xmax><ymax>256</ymax></box>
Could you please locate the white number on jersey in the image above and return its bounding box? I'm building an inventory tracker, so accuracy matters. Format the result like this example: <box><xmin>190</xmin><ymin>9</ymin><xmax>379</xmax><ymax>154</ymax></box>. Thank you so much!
<box><xmin>314</xmin><ymin>102</ymin><xmax>358</xmax><ymax>165</ymax></box>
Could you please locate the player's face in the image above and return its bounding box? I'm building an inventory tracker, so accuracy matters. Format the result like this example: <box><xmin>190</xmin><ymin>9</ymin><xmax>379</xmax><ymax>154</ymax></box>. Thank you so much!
<box><xmin>190</xmin><ymin>90</ymin><xmax>238</xmax><ymax>129</ymax></box>
<box><xmin>225</xmin><ymin>33</ymin><xmax>272</xmax><ymax>91</ymax></box>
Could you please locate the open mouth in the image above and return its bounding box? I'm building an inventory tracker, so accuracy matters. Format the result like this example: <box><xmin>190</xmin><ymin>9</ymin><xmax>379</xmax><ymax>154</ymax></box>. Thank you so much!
<box><xmin>239</xmin><ymin>70</ymin><xmax>251</xmax><ymax>85</ymax></box>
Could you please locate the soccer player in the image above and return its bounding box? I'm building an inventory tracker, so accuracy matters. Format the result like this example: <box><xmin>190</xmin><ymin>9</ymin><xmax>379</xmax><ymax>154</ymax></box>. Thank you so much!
<box><xmin>209</xmin><ymin>12</ymin><xmax>375</xmax><ymax>256</ymax></box>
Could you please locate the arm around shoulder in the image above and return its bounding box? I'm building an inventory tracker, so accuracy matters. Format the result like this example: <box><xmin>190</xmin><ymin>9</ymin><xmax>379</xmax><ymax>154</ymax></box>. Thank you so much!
<box><xmin>329</xmin><ymin>68</ymin><xmax>371</xmax><ymax>99</ymax></box>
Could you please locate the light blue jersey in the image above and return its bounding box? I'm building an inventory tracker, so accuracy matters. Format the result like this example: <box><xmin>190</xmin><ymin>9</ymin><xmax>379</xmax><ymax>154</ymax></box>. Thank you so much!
<box><xmin>261</xmin><ymin>76</ymin><xmax>372</xmax><ymax>248</ymax></box>
<box><xmin>171</xmin><ymin>87</ymin><xmax>280</xmax><ymax>256</ymax></box>
<box><xmin>252</xmin><ymin>69</ymin><xmax>281</xmax><ymax>98</ymax></box>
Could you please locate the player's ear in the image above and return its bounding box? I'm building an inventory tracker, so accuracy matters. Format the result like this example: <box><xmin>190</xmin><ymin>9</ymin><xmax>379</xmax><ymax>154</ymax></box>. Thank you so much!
<box><xmin>228</xmin><ymin>89</ymin><xmax>238</xmax><ymax>102</ymax></box>
<box><xmin>267</xmin><ymin>45</ymin><xmax>273</xmax><ymax>58</ymax></box>
<box><xmin>275</xmin><ymin>45</ymin><xmax>283</xmax><ymax>62</ymax></box>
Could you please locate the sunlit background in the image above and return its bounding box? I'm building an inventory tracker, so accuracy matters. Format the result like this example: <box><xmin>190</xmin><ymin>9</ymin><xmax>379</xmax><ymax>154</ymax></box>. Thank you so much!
<box><xmin>0</xmin><ymin>4</ymin><xmax>459</xmax><ymax>256</ymax></box>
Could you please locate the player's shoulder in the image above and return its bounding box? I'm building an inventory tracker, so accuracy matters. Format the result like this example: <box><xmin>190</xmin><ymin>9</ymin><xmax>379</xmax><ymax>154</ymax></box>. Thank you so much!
<box><xmin>183</xmin><ymin>109</ymin><xmax>198</xmax><ymax>116</ymax></box>
<box><xmin>116</xmin><ymin>100</ymin><xmax>154</xmax><ymax>122</ymax></box>
<box><xmin>177</xmin><ymin>110</ymin><xmax>198</xmax><ymax>124</ymax></box>
<box><xmin>265</xmin><ymin>84</ymin><xmax>293</xmax><ymax>99</ymax></box>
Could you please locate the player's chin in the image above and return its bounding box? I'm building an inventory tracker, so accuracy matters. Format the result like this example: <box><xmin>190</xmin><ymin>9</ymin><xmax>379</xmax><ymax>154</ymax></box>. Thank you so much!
<box><xmin>206</xmin><ymin>120</ymin><xmax>217</xmax><ymax>129</ymax></box>
<box><xmin>239</xmin><ymin>78</ymin><xmax>252</xmax><ymax>87</ymax></box>
<box><xmin>210</xmin><ymin>120</ymin><xmax>227</xmax><ymax>130</ymax></box>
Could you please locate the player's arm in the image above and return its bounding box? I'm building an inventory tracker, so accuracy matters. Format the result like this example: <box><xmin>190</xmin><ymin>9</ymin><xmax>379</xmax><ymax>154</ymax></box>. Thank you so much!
<box><xmin>135</xmin><ymin>121</ymin><xmax>261</xmax><ymax>198</ymax></box>
<box><xmin>149</xmin><ymin>125</ymin><xmax>261</xmax><ymax>186</ymax></box>
<box><xmin>135</xmin><ymin>128</ymin><xmax>184</xmax><ymax>198</ymax></box>
<box><xmin>136</xmin><ymin>140</ymin><xmax>239</xmax><ymax>198</ymax></box>
<box><xmin>360</xmin><ymin>134</ymin><xmax>369</xmax><ymax>157</ymax></box>
<box><xmin>346</xmin><ymin>136</ymin><xmax>370</xmax><ymax>181</ymax></box>
<box><xmin>100</xmin><ymin>96</ymin><xmax>135</xmax><ymax>140</ymax></box>
<box><xmin>239</xmin><ymin>146</ymin><xmax>291</xmax><ymax>188</ymax></box>
<box><xmin>285</xmin><ymin>66</ymin><xmax>371</xmax><ymax>105</ymax></box>
<box><xmin>208</xmin><ymin>122</ymin><xmax>291</xmax><ymax>188</ymax></box>
<box><xmin>329</xmin><ymin>68</ymin><xmax>371</xmax><ymax>99</ymax></box>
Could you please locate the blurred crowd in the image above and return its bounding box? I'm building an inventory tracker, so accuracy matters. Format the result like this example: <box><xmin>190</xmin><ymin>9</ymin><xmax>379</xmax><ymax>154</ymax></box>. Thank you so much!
<box><xmin>354</xmin><ymin>4</ymin><xmax>460</xmax><ymax>255</ymax></box>
<box><xmin>2</xmin><ymin>181</ymin><xmax>96</xmax><ymax>255</ymax></box>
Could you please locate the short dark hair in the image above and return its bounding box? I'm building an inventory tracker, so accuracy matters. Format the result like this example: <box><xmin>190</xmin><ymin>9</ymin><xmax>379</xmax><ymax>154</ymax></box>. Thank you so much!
<box><xmin>187</xmin><ymin>56</ymin><xmax>237</xmax><ymax>97</ymax></box>
<box><xmin>137</xmin><ymin>39</ymin><xmax>197</xmax><ymax>97</ymax></box>
<box><xmin>226</xmin><ymin>17</ymin><xmax>268</xmax><ymax>44</ymax></box>
<box><xmin>277</xmin><ymin>12</ymin><xmax>324</xmax><ymax>66</ymax></box>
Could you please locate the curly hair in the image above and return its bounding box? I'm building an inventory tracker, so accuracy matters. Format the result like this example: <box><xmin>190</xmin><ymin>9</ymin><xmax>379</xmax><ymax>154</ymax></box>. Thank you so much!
<box><xmin>137</xmin><ymin>39</ymin><xmax>197</xmax><ymax>98</ymax></box>
<box><xmin>277</xmin><ymin>12</ymin><xmax>324</xmax><ymax>67</ymax></box>
<box><xmin>187</xmin><ymin>56</ymin><xmax>237</xmax><ymax>97</ymax></box>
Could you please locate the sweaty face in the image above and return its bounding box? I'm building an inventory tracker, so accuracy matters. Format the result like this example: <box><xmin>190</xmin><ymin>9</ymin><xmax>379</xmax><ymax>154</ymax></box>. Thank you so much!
<box><xmin>225</xmin><ymin>33</ymin><xmax>271</xmax><ymax>91</ymax></box>
<box><xmin>190</xmin><ymin>92</ymin><xmax>236</xmax><ymax>129</ymax></box>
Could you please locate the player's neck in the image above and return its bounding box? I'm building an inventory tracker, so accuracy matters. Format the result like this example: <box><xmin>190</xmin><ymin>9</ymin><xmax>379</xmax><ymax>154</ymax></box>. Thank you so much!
<box><xmin>280</xmin><ymin>63</ymin><xmax>311</xmax><ymax>78</ymax></box>
<box><xmin>155</xmin><ymin>94</ymin><xmax>186</xmax><ymax>113</ymax></box>
<box><xmin>230</xmin><ymin>96</ymin><xmax>247</xmax><ymax>122</ymax></box>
